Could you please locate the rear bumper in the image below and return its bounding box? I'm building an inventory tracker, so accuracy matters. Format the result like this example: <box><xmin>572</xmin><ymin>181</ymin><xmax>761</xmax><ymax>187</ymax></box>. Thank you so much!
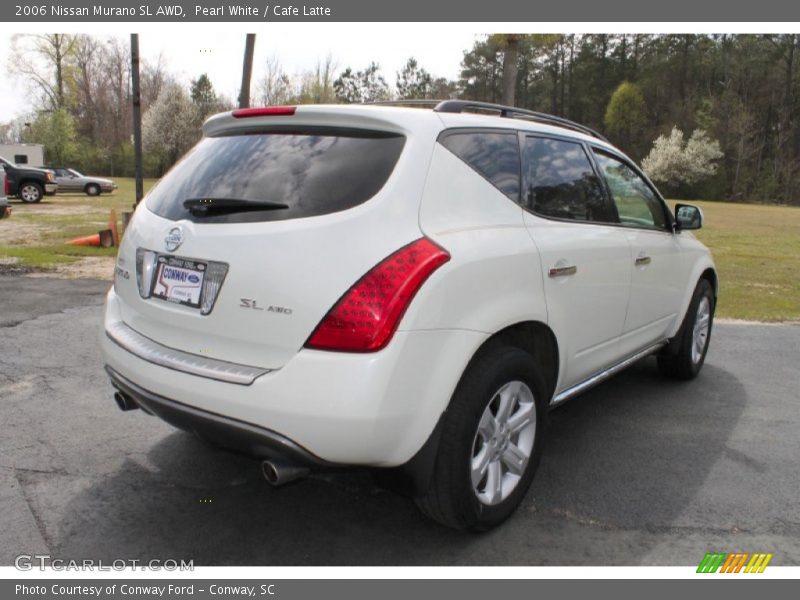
<box><xmin>106</xmin><ymin>319</ymin><xmax>270</xmax><ymax>385</ymax></box>
<box><xmin>107</xmin><ymin>366</ymin><xmax>329</xmax><ymax>466</ymax></box>
<box><xmin>45</xmin><ymin>184</ymin><xmax>58</xmax><ymax>194</ymax></box>
<box><xmin>102</xmin><ymin>288</ymin><xmax>486</xmax><ymax>466</ymax></box>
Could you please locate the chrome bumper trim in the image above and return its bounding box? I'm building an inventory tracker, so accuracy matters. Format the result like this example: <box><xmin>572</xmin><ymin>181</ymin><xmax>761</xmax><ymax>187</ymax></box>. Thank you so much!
<box><xmin>105</xmin><ymin>320</ymin><xmax>270</xmax><ymax>385</ymax></box>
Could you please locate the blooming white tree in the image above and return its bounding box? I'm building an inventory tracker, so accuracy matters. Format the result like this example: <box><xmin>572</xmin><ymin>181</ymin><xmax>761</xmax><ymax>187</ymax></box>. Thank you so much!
<box><xmin>142</xmin><ymin>83</ymin><xmax>200</xmax><ymax>172</ymax></box>
<box><xmin>642</xmin><ymin>127</ymin><xmax>723</xmax><ymax>189</ymax></box>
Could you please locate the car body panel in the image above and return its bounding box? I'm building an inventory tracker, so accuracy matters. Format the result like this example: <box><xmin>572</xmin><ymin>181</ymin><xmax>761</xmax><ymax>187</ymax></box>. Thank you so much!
<box><xmin>664</xmin><ymin>231</ymin><xmax>718</xmax><ymax>338</ymax></box>
<box><xmin>523</xmin><ymin>212</ymin><xmax>633</xmax><ymax>391</ymax></box>
<box><xmin>411</xmin><ymin>143</ymin><xmax>549</xmax><ymax>333</ymax></box>
<box><xmin>45</xmin><ymin>167</ymin><xmax>116</xmax><ymax>194</ymax></box>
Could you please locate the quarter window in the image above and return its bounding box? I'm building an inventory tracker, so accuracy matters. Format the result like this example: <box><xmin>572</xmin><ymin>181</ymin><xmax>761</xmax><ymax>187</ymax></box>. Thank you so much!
<box><xmin>593</xmin><ymin>150</ymin><xmax>668</xmax><ymax>230</ymax></box>
<box><xmin>440</xmin><ymin>132</ymin><xmax>520</xmax><ymax>201</ymax></box>
<box><xmin>522</xmin><ymin>136</ymin><xmax>612</xmax><ymax>223</ymax></box>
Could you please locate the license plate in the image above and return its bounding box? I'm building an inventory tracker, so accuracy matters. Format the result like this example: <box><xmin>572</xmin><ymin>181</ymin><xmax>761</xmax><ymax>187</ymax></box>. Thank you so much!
<box><xmin>151</xmin><ymin>256</ymin><xmax>206</xmax><ymax>309</ymax></box>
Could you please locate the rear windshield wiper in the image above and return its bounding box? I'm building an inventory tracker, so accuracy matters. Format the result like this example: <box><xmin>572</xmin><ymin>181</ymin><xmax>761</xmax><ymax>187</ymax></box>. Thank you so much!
<box><xmin>183</xmin><ymin>197</ymin><xmax>289</xmax><ymax>216</ymax></box>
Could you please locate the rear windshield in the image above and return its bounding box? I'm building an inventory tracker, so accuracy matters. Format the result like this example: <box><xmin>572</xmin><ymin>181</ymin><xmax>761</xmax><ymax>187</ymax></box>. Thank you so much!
<box><xmin>146</xmin><ymin>128</ymin><xmax>406</xmax><ymax>223</ymax></box>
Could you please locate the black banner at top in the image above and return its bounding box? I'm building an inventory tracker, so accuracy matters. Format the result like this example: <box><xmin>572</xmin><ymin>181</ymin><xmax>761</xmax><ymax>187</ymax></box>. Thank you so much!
<box><xmin>3</xmin><ymin>0</ymin><xmax>800</xmax><ymax>22</ymax></box>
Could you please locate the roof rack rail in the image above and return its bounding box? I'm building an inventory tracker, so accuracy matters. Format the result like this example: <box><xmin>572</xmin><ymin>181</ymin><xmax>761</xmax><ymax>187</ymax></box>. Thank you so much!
<box><xmin>432</xmin><ymin>100</ymin><xmax>609</xmax><ymax>143</ymax></box>
<box><xmin>369</xmin><ymin>99</ymin><xmax>443</xmax><ymax>108</ymax></box>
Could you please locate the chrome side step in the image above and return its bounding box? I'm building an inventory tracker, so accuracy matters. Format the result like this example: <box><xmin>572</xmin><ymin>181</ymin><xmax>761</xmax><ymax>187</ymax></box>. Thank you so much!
<box><xmin>105</xmin><ymin>320</ymin><xmax>271</xmax><ymax>385</ymax></box>
<box><xmin>551</xmin><ymin>340</ymin><xmax>667</xmax><ymax>407</ymax></box>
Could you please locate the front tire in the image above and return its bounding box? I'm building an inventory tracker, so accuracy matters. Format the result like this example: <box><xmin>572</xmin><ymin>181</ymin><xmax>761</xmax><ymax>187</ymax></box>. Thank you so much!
<box><xmin>416</xmin><ymin>346</ymin><xmax>546</xmax><ymax>530</ymax></box>
<box><xmin>85</xmin><ymin>183</ymin><xmax>101</xmax><ymax>196</ymax></box>
<box><xmin>658</xmin><ymin>278</ymin><xmax>715</xmax><ymax>380</ymax></box>
<box><xmin>18</xmin><ymin>182</ymin><xmax>43</xmax><ymax>203</ymax></box>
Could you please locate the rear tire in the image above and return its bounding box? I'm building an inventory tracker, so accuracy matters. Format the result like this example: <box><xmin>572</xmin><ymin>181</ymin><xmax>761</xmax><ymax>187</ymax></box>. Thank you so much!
<box><xmin>18</xmin><ymin>182</ymin><xmax>43</xmax><ymax>203</ymax></box>
<box><xmin>658</xmin><ymin>279</ymin><xmax>715</xmax><ymax>380</ymax></box>
<box><xmin>415</xmin><ymin>346</ymin><xmax>546</xmax><ymax>531</ymax></box>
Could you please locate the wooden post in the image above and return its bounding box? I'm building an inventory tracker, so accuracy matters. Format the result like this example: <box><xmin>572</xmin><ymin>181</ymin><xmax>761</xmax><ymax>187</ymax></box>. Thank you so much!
<box><xmin>131</xmin><ymin>34</ymin><xmax>144</xmax><ymax>206</ymax></box>
<box><xmin>238</xmin><ymin>34</ymin><xmax>256</xmax><ymax>109</ymax></box>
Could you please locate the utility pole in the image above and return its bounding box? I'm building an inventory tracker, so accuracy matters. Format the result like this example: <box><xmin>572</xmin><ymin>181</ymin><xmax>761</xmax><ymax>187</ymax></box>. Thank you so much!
<box><xmin>501</xmin><ymin>34</ymin><xmax>520</xmax><ymax>107</ymax></box>
<box><xmin>130</xmin><ymin>33</ymin><xmax>144</xmax><ymax>206</ymax></box>
<box><xmin>238</xmin><ymin>34</ymin><xmax>256</xmax><ymax>109</ymax></box>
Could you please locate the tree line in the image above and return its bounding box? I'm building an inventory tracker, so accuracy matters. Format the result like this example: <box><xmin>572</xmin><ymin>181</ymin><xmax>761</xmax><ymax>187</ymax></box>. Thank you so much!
<box><xmin>461</xmin><ymin>34</ymin><xmax>800</xmax><ymax>204</ymax></box>
<box><xmin>2</xmin><ymin>33</ymin><xmax>798</xmax><ymax>204</ymax></box>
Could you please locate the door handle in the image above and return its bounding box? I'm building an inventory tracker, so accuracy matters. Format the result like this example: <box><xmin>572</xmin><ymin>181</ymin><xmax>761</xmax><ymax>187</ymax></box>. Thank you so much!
<box><xmin>635</xmin><ymin>255</ymin><xmax>652</xmax><ymax>266</ymax></box>
<box><xmin>548</xmin><ymin>265</ymin><xmax>577</xmax><ymax>278</ymax></box>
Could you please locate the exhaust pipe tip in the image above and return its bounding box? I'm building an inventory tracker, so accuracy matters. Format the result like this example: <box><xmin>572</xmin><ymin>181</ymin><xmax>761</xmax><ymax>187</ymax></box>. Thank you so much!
<box><xmin>261</xmin><ymin>459</ymin><xmax>309</xmax><ymax>487</ymax></box>
<box><xmin>262</xmin><ymin>461</ymin><xmax>279</xmax><ymax>484</ymax></box>
<box><xmin>114</xmin><ymin>391</ymin><xmax>139</xmax><ymax>412</ymax></box>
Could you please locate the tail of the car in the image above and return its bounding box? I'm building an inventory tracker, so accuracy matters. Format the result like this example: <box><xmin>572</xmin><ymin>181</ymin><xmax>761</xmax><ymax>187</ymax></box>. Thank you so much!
<box><xmin>110</xmin><ymin>105</ymin><xmax>446</xmax><ymax>370</ymax></box>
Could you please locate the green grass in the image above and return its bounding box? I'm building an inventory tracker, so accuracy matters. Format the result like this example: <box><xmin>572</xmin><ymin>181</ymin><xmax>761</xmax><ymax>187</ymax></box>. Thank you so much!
<box><xmin>672</xmin><ymin>200</ymin><xmax>800</xmax><ymax>322</ymax></box>
<box><xmin>0</xmin><ymin>245</ymin><xmax>80</xmax><ymax>268</ymax></box>
<box><xmin>0</xmin><ymin>177</ymin><xmax>156</xmax><ymax>269</ymax></box>
<box><xmin>1</xmin><ymin>180</ymin><xmax>798</xmax><ymax>321</ymax></box>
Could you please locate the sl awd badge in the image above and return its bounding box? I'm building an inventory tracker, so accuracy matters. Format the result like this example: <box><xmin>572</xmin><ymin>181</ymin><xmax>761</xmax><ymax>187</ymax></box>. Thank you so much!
<box><xmin>240</xmin><ymin>299</ymin><xmax>293</xmax><ymax>315</ymax></box>
<box><xmin>164</xmin><ymin>226</ymin><xmax>184</xmax><ymax>252</ymax></box>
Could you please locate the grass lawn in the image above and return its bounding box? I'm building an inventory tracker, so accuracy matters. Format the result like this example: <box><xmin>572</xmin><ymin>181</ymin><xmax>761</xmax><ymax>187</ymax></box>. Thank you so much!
<box><xmin>0</xmin><ymin>178</ymin><xmax>157</xmax><ymax>269</ymax></box>
<box><xmin>676</xmin><ymin>200</ymin><xmax>800</xmax><ymax>322</ymax></box>
<box><xmin>0</xmin><ymin>179</ymin><xmax>798</xmax><ymax>321</ymax></box>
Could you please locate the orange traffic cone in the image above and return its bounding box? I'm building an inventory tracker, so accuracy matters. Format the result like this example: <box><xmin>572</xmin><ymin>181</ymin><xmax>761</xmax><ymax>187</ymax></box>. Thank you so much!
<box><xmin>67</xmin><ymin>233</ymin><xmax>102</xmax><ymax>246</ymax></box>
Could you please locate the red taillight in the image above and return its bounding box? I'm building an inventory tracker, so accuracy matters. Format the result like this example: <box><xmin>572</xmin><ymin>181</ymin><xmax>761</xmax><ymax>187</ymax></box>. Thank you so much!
<box><xmin>3</xmin><ymin>176</ymin><xmax>8</xmax><ymax>196</ymax></box>
<box><xmin>306</xmin><ymin>238</ymin><xmax>451</xmax><ymax>353</ymax></box>
<box><xmin>232</xmin><ymin>106</ymin><xmax>296</xmax><ymax>118</ymax></box>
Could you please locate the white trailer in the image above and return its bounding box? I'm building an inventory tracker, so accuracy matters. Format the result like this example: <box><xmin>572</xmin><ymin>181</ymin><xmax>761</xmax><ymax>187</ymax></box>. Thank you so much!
<box><xmin>0</xmin><ymin>143</ymin><xmax>45</xmax><ymax>167</ymax></box>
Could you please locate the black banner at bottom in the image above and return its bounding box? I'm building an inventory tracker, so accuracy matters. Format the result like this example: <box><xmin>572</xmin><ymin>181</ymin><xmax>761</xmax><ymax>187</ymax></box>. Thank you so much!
<box><xmin>3</xmin><ymin>579</ymin><xmax>796</xmax><ymax>600</ymax></box>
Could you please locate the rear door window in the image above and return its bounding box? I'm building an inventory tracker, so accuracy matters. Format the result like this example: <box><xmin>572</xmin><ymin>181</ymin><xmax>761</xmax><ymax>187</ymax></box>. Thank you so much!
<box><xmin>522</xmin><ymin>136</ymin><xmax>613</xmax><ymax>223</ymax></box>
<box><xmin>146</xmin><ymin>128</ymin><xmax>406</xmax><ymax>223</ymax></box>
<box><xmin>439</xmin><ymin>131</ymin><xmax>520</xmax><ymax>201</ymax></box>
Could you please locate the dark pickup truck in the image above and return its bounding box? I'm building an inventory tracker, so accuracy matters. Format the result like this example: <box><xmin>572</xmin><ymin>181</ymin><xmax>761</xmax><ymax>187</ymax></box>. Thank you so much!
<box><xmin>0</xmin><ymin>156</ymin><xmax>58</xmax><ymax>203</ymax></box>
<box><xmin>1</xmin><ymin>166</ymin><xmax>9</xmax><ymax>218</ymax></box>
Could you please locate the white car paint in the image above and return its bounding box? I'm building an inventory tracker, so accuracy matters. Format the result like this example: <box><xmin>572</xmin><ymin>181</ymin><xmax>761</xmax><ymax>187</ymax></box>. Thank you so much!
<box><xmin>102</xmin><ymin>104</ymin><xmax>716</xmax><ymax>467</ymax></box>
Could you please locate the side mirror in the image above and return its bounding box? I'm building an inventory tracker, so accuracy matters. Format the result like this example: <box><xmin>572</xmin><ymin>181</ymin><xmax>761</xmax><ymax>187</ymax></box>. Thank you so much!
<box><xmin>675</xmin><ymin>203</ymin><xmax>703</xmax><ymax>230</ymax></box>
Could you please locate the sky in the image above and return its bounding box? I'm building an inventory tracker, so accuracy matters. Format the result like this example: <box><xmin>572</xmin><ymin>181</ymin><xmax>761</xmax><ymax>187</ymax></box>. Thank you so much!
<box><xmin>0</xmin><ymin>27</ymin><xmax>483</xmax><ymax>120</ymax></box>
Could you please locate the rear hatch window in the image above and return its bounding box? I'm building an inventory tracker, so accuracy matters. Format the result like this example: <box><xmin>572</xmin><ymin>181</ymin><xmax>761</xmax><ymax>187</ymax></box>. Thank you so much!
<box><xmin>146</xmin><ymin>127</ymin><xmax>406</xmax><ymax>223</ymax></box>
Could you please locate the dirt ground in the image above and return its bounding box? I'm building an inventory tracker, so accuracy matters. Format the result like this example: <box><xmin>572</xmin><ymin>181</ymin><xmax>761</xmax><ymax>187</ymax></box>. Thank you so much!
<box><xmin>0</xmin><ymin>199</ymin><xmax>116</xmax><ymax>279</ymax></box>
<box><xmin>0</xmin><ymin>220</ymin><xmax>54</xmax><ymax>246</ymax></box>
<box><xmin>28</xmin><ymin>256</ymin><xmax>115</xmax><ymax>280</ymax></box>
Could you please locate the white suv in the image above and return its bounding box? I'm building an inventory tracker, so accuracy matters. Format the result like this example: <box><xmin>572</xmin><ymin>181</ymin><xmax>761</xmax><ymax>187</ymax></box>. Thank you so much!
<box><xmin>103</xmin><ymin>101</ymin><xmax>717</xmax><ymax>530</ymax></box>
